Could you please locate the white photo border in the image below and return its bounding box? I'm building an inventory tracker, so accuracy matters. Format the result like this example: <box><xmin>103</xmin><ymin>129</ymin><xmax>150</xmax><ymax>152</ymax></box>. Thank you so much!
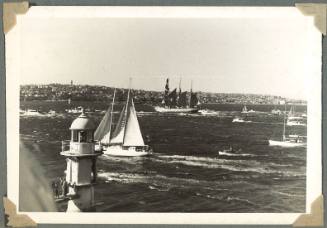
<box><xmin>5</xmin><ymin>6</ymin><xmax>322</xmax><ymax>225</ymax></box>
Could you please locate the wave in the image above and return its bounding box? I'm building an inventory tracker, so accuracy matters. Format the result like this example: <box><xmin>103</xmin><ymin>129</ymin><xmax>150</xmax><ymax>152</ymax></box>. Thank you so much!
<box><xmin>195</xmin><ymin>192</ymin><xmax>224</xmax><ymax>200</ymax></box>
<box><xmin>154</xmin><ymin>154</ymin><xmax>300</xmax><ymax>176</ymax></box>
<box><xmin>195</xmin><ymin>192</ymin><xmax>258</xmax><ymax>206</ymax></box>
<box><xmin>148</xmin><ymin>184</ymin><xmax>170</xmax><ymax>192</ymax></box>
<box><xmin>137</xmin><ymin>111</ymin><xmax>156</xmax><ymax>116</ymax></box>
<box><xmin>99</xmin><ymin>154</ymin><xmax>148</xmax><ymax>164</ymax></box>
<box><xmin>97</xmin><ymin>171</ymin><xmax>202</xmax><ymax>189</ymax></box>
<box><xmin>225</xmin><ymin>196</ymin><xmax>258</xmax><ymax>206</ymax></box>
<box><xmin>271</xmin><ymin>190</ymin><xmax>304</xmax><ymax>198</ymax></box>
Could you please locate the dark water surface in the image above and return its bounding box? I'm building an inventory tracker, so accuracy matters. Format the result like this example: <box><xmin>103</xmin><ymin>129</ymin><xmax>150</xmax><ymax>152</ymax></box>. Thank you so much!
<box><xmin>20</xmin><ymin>102</ymin><xmax>306</xmax><ymax>212</ymax></box>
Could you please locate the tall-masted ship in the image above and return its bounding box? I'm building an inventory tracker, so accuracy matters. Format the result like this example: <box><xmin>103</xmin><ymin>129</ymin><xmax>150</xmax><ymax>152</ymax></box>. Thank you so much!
<box><xmin>94</xmin><ymin>88</ymin><xmax>151</xmax><ymax>157</ymax></box>
<box><xmin>154</xmin><ymin>78</ymin><xmax>200</xmax><ymax>113</ymax></box>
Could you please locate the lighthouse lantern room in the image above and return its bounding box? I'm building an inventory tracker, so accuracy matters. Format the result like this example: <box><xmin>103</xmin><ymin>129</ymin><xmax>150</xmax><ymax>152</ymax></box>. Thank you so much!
<box><xmin>60</xmin><ymin>110</ymin><xmax>102</xmax><ymax>212</ymax></box>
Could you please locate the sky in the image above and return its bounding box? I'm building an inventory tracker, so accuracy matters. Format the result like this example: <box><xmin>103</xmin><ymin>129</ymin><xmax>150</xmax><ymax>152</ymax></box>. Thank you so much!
<box><xmin>19</xmin><ymin>9</ymin><xmax>316</xmax><ymax>99</ymax></box>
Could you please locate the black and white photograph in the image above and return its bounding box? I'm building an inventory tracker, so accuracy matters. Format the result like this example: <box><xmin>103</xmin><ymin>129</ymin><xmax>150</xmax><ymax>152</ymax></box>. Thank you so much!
<box><xmin>4</xmin><ymin>5</ymin><xmax>323</xmax><ymax>225</ymax></box>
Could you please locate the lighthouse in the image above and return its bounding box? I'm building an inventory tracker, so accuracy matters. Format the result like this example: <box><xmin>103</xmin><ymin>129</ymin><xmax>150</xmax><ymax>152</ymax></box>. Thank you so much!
<box><xmin>60</xmin><ymin>110</ymin><xmax>102</xmax><ymax>212</ymax></box>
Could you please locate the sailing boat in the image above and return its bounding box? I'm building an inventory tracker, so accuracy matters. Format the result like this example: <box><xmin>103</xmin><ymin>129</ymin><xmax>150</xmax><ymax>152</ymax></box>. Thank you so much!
<box><xmin>154</xmin><ymin>78</ymin><xmax>200</xmax><ymax>113</ymax></box>
<box><xmin>271</xmin><ymin>106</ymin><xmax>282</xmax><ymax>115</ymax></box>
<box><xmin>241</xmin><ymin>105</ymin><xmax>256</xmax><ymax>114</ymax></box>
<box><xmin>241</xmin><ymin>105</ymin><xmax>248</xmax><ymax>114</ymax></box>
<box><xmin>286</xmin><ymin>106</ymin><xmax>306</xmax><ymax>126</ymax></box>
<box><xmin>269</xmin><ymin>104</ymin><xmax>306</xmax><ymax>147</ymax></box>
<box><xmin>94</xmin><ymin>88</ymin><xmax>151</xmax><ymax>157</ymax></box>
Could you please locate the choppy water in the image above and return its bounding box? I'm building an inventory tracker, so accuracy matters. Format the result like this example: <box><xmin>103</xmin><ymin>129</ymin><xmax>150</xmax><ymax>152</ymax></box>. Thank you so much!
<box><xmin>20</xmin><ymin>102</ymin><xmax>306</xmax><ymax>212</ymax></box>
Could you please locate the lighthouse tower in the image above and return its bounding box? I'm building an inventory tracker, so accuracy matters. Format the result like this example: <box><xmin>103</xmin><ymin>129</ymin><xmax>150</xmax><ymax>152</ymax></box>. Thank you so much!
<box><xmin>60</xmin><ymin>111</ymin><xmax>102</xmax><ymax>212</ymax></box>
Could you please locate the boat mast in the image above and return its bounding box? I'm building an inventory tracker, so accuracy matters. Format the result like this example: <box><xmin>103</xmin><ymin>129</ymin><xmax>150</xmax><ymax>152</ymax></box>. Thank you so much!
<box><xmin>189</xmin><ymin>80</ymin><xmax>193</xmax><ymax>107</ymax></box>
<box><xmin>178</xmin><ymin>77</ymin><xmax>181</xmax><ymax>107</ymax></box>
<box><xmin>179</xmin><ymin>78</ymin><xmax>182</xmax><ymax>92</ymax></box>
<box><xmin>107</xmin><ymin>88</ymin><xmax>116</xmax><ymax>144</ymax></box>
<box><xmin>282</xmin><ymin>103</ymin><xmax>286</xmax><ymax>141</ymax></box>
<box><xmin>164</xmin><ymin>78</ymin><xmax>169</xmax><ymax>107</ymax></box>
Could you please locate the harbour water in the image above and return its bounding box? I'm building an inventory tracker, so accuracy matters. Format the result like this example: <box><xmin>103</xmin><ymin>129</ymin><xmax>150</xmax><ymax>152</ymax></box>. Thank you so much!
<box><xmin>20</xmin><ymin>102</ymin><xmax>306</xmax><ymax>212</ymax></box>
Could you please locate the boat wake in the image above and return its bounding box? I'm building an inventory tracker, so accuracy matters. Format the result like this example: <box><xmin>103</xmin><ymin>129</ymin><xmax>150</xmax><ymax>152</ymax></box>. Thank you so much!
<box><xmin>97</xmin><ymin>171</ymin><xmax>203</xmax><ymax>190</ymax></box>
<box><xmin>218</xmin><ymin>151</ymin><xmax>258</xmax><ymax>157</ymax></box>
<box><xmin>137</xmin><ymin>111</ymin><xmax>157</xmax><ymax>116</ymax></box>
<box><xmin>232</xmin><ymin>117</ymin><xmax>252</xmax><ymax>123</ymax></box>
<box><xmin>154</xmin><ymin>154</ymin><xmax>298</xmax><ymax>175</ymax></box>
<box><xmin>198</xmin><ymin>109</ymin><xmax>220</xmax><ymax>116</ymax></box>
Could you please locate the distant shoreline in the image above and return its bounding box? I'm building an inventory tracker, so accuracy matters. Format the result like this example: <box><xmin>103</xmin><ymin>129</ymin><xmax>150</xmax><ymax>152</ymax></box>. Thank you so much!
<box><xmin>20</xmin><ymin>84</ymin><xmax>307</xmax><ymax>105</ymax></box>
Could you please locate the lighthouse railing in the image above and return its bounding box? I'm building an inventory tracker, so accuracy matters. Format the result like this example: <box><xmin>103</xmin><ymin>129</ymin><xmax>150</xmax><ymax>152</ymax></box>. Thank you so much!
<box><xmin>61</xmin><ymin>140</ymin><xmax>96</xmax><ymax>154</ymax></box>
<box><xmin>61</xmin><ymin>140</ymin><xmax>71</xmax><ymax>153</ymax></box>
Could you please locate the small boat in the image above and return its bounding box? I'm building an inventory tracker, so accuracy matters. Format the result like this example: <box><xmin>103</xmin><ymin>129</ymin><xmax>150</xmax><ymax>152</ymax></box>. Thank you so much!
<box><xmin>66</xmin><ymin>106</ymin><xmax>83</xmax><ymax>114</ymax></box>
<box><xmin>271</xmin><ymin>108</ymin><xmax>282</xmax><ymax>115</ymax></box>
<box><xmin>269</xmin><ymin>104</ymin><xmax>306</xmax><ymax>147</ymax></box>
<box><xmin>286</xmin><ymin>119</ymin><xmax>306</xmax><ymax>126</ymax></box>
<box><xmin>232</xmin><ymin>117</ymin><xmax>251</xmax><ymax>123</ymax></box>
<box><xmin>94</xmin><ymin>86</ymin><xmax>152</xmax><ymax>157</ymax></box>
<box><xmin>154</xmin><ymin>78</ymin><xmax>199</xmax><ymax>113</ymax></box>
<box><xmin>48</xmin><ymin>110</ymin><xmax>56</xmax><ymax>116</ymax></box>
<box><xmin>21</xmin><ymin>109</ymin><xmax>44</xmax><ymax>116</ymax></box>
<box><xmin>218</xmin><ymin>146</ymin><xmax>244</xmax><ymax>156</ymax></box>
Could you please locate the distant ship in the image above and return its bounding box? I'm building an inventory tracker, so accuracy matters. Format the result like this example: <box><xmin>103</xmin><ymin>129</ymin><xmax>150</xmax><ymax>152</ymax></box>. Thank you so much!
<box><xmin>94</xmin><ymin>88</ymin><xmax>152</xmax><ymax>157</ymax></box>
<box><xmin>269</xmin><ymin>104</ymin><xmax>306</xmax><ymax>147</ymax></box>
<box><xmin>154</xmin><ymin>78</ymin><xmax>200</xmax><ymax>113</ymax></box>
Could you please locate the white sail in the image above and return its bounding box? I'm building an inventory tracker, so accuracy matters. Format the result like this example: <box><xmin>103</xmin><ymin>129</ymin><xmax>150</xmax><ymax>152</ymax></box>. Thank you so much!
<box><xmin>100</xmin><ymin>132</ymin><xmax>111</xmax><ymax>145</ymax></box>
<box><xmin>110</xmin><ymin>130</ymin><xmax>125</xmax><ymax>144</ymax></box>
<box><xmin>123</xmin><ymin>99</ymin><xmax>145</xmax><ymax>146</ymax></box>
<box><xmin>110</xmin><ymin>105</ymin><xmax>127</xmax><ymax>144</ymax></box>
<box><xmin>94</xmin><ymin>90</ymin><xmax>116</xmax><ymax>145</ymax></box>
